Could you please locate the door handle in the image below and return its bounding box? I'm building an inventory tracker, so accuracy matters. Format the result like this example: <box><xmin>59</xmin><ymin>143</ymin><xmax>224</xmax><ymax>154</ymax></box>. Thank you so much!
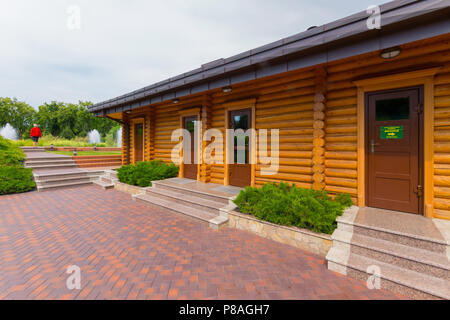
<box><xmin>370</xmin><ymin>139</ymin><xmax>380</xmax><ymax>153</ymax></box>
<box><xmin>414</xmin><ymin>185</ymin><xmax>423</xmax><ymax>198</ymax></box>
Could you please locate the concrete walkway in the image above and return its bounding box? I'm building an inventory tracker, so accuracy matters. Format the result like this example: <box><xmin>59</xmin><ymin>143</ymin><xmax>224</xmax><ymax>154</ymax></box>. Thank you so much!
<box><xmin>0</xmin><ymin>186</ymin><xmax>404</xmax><ymax>300</ymax></box>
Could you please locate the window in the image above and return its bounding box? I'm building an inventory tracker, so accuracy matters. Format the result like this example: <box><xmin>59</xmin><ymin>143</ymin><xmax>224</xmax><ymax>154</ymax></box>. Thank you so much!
<box><xmin>376</xmin><ymin>97</ymin><xmax>410</xmax><ymax>121</ymax></box>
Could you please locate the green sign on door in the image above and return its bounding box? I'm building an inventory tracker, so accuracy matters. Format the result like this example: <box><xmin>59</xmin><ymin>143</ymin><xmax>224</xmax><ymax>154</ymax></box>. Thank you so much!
<box><xmin>380</xmin><ymin>125</ymin><xmax>403</xmax><ymax>139</ymax></box>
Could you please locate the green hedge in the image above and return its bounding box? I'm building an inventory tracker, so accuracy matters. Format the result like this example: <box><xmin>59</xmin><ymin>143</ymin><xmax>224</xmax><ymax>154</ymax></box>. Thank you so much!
<box><xmin>233</xmin><ymin>182</ymin><xmax>353</xmax><ymax>235</ymax></box>
<box><xmin>0</xmin><ymin>136</ymin><xmax>26</xmax><ymax>166</ymax></box>
<box><xmin>0</xmin><ymin>136</ymin><xmax>35</xmax><ymax>195</ymax></box>
<box><xmin>0</xmin><ymin>167</ymin><xmax>35</xmax><ymax>195</ymax></box>
<box><xmin>117</xmin><ymin>160</ymin><xmax>179</xmax><ymax>187</ymax></box>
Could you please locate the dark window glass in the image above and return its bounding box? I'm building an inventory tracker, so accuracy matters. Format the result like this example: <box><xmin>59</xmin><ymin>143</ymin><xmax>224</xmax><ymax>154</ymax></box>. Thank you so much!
<box><xmin>186</xmin><ymin>120</ymin><xmax>195</xmax><ymax>133</ymax></box>
<box><xmin>233</xmin><ymin>115</ymin><xmax>249</xmax><ymax>130</ymax></box>
<box><xmin>376</xmin><ymin>97</ymin><xmax>410</xmax><ymax>121</ymax></box>
<box><xmin>136</xmin><ymin>125</ymin><xmax>143</xmax><ymax>136</ymax></box>
<box><xmin>231</xmin><ymin>113</ymin><xmax>250</xmax><ymax>164</ymax></box>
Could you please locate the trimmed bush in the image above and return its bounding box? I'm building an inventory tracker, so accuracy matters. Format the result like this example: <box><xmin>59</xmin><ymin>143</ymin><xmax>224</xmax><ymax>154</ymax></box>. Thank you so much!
<box><xmin>0</xmin><ymin>136</ymin><xmax>26</xmax><ymax>166</ymax></box>
<box><xmin>0</xmin><ymin>136</ymin><xmax>36</xmax><ymax>195</ymax></box>
<box><xmin>0</xmin><ymin>167</ymin><xmax>35</xmax><ymax>195</ymax></box>
<box><xmin>117</xmin><ymin>160</ymin><xmax>179</xmax><ymax>187</ymax></box>
<box><xmin>233</xmin><ymin>182</ymin><xmax>353</xmax><ymax>235</ymax></box>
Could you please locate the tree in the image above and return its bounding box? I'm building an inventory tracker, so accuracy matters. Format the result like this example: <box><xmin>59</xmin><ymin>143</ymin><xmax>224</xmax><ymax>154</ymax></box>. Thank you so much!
<box><xmin>1</xmin><ymin>97</ymin><xmax>116</xmax><ymax>140</ymax></box>
<box><xmin>0</xmin><ymin>97</ymin><xmax>36</xmax><ymax>138</ymax></box>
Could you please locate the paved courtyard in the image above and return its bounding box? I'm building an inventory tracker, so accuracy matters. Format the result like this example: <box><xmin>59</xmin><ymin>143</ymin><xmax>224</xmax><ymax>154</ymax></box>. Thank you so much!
<box><xmin>0</xmin><ymin>185</ymin><xmax>403</xmax><ymax>300</ymax></box>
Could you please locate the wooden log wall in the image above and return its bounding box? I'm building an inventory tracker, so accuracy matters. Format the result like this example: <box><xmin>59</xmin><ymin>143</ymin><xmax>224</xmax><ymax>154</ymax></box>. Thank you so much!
<box><xmin>200</xmin><ymin>96</ymin><xmax>212</xmax><ymax>183</ymax></box>
<box><xmin>121</xmin><ymin>34</ymin><xmax>450</xmax><ymax>219</ymax></box>
<box><xmin>434</xmin><ymin>54</ymin><xmax>450</xmax><ymax>220</ymax></box>
<box><xmin>154</xmin><ymin>104</ymin><xmax>181</xmax><ymax>163</ymax></box>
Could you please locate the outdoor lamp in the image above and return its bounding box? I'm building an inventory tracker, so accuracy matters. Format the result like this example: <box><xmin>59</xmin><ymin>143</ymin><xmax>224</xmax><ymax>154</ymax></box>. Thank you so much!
<box><xmin>94</xmin><ymin>145</ymin><xmax>97</xmax><ymax>151</ymax></box>
<box><xmin>50</xmin><ymin>144</ymin><xmax>54</xmax><ymax>151</ymax></box>
<box><xmin>73</xmin><ymin>149</ymin><xmax>77</xmax><ymax>156</ymax></box>
<box><xmin>380</xmin><ymin>47</ymin><xmax>401</xmax><ymax>59</ymax></box>
<box><xmin>172</xmin><ymin>99</ymin><xmax>180</xmax><ymax>104</ymax></box>
<box><xmin>222</xmin><ymin>86</ymin><xmax>232</xmax><ymax>93</ymax></box>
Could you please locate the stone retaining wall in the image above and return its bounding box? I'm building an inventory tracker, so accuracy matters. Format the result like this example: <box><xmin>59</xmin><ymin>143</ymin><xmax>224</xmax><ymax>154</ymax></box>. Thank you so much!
<box><xmin>114</xmin><ymin>181</ymin><xmax>146</xmax><ymax>195</ymax></box>
<box><xmin>227</xmin><ymin>210</ymin><xmax>332</xmax><ymax>257</ymax></box>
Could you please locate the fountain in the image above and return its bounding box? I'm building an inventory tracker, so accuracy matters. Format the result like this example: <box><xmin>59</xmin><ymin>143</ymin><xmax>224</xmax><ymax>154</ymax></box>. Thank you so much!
<box><xmin>88</xmin><ymin>129</ymin><xmax>101</xmax><ymax>144</ymax></box>
<box><xmin>0</xmin><ymin>123</ymin><xmax>18</xmax><ymax>140</ymax></box>
<box><xmin>116</xmin><ymin>127</ymin><xmax>122</xmax><ymax>148</ymax></box>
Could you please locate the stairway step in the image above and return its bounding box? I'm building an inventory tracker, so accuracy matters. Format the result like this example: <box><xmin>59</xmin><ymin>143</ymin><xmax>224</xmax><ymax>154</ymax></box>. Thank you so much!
<box><xmin>25</xmin><ymin>160</ymin><xmax>76</xmax><ymax>165</ymax></box>
<box><xmin>25</xmin><ymin>157</ymin><xmax>71</xmax><ymax>162</ymax></box>
<box><xmin>135</xmin><ymin>193</ymin><xmax>226</xmax><ymax>228</ymax></box>
<box><xmin>36</xmin><ymin>180</ymin><xmax>93</xmax><ymax>191</ymax></box>
<box><xmin>146</xmin><ymin>187</ymin><xmax>225</xmax><ymax>215</ymax></box>
<box><xmin>337</xmin><ymin>215</ymin><xmax>447</xmax><ymax>254</ymax></box>
<box><xmin>326</xmin><ymin>247</ymin><xmax>450</xmax><ymax>300</ymax></box>
<box><xmin>93</xmin><ymin>180</ymin><xmax>115</xmax><ymax>190</ymax></box>
<box><xmin>332</xmin><ymin>229</ymin><xmax>450</xmax><ymax>279</ymax></box>
<box><xmin>37</xmin><ymin>177</ymin><xmax>92</xmax><ymax>187</ymax></box>
<box><xmin>26</xmin><ymin>164</ymin><xmax>78</xmax><ymax>169</ymax></box>
<box><xmin>152</xmin><ymin>180</ymin><xmax>231</xmax><ymax>205</ymax></box>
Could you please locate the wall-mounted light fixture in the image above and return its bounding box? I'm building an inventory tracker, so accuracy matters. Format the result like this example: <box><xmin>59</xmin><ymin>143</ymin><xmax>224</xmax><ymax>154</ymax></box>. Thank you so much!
<box><xmin>380</xmin><ymin>47</ymin><xmax>401</xmax><ymax>59</ymax></box>
<box><xmin>173</xmin><ymin>99</ymin><xmax>180</xmax><ymax>104</ymax></box>
<box><xmin>222</xmin><ymin>86</ymin><xmax>232</xmax><ymax>93</ymax></box>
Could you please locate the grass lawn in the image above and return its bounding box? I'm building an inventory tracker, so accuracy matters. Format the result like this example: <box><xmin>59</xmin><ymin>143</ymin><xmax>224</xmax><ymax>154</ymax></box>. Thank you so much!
<box><xmin>48</xmin><ymin>151</ymin><xmax>121</xmax><ymax>156</ymax></box>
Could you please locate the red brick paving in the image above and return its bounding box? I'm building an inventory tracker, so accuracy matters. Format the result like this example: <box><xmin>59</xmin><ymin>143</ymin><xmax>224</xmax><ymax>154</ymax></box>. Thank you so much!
<box><xmin>0</xmin><ymin>186</ymin><xmax>405</xmax><ymax>300</ymax></box>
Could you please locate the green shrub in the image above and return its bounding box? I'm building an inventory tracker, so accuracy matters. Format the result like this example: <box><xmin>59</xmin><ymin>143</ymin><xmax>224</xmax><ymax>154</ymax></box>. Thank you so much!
<box><xmin>0</xmin><ymin>136</ymin><xmax>26</xmax><ymax>166</ymax></box>
<box><xmin>117</xmin><ymin>160</ymin><xmax>179</xmax><ymax>187</ymax></box>
<box><xmin>0</xmin><ymin>136</ymin><xmax>35</xmax><ymax>194</ymax></box>
<box><xmin>233</xmin><ymin>182</ymin><xmax>353</xmax><ymax>234</ymax></box>
<box><xmin>11</xmin><ymin>135</ymin><xmax>110</xmax><ymax>147</ymax></box>
<box><xmin>0</xmin><ymin>166</ymin><xmax>36</xmax><ymax>195</ymax></box>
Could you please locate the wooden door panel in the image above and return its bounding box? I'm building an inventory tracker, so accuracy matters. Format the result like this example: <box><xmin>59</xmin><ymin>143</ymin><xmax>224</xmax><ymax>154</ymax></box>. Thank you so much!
<box><xmin>228</xmin><ymin>109</ymin><xmax>252</xmax><ymax>187</ymax></box>
<box><xmin>134</xmin><ymin>123</ymin><xmax>144</xmax><ymax>163</ymax></box>
<box><xmin>366</xmin><ymin>87</ymin><xmax>423</xmax><ymax>214</ymax></box>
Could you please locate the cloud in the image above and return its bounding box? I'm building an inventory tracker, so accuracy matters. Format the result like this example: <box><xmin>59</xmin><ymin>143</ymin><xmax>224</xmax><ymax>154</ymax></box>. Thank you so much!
<box><xmin>0</xmin><ymin>0</ymin><xmax>386</xmax><ymax>109</ymax></box>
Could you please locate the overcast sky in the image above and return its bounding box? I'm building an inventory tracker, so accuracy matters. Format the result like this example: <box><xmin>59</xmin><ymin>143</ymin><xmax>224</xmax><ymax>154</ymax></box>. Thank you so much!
<box><xmin>0</xmin><ymin>0</ymin><xmax>387</xmax><ymax>109</ymax></box>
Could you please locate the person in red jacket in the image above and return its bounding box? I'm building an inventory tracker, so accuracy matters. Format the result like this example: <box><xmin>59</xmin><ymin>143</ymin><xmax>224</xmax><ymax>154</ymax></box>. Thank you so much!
<box><xmin>30</xmin><ymin>124</ymin><xmax>42</xmax><ymax>147</ymax></box>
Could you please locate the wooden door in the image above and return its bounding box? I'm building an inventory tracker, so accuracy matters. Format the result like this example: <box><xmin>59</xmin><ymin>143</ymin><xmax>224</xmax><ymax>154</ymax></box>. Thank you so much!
<box><xmin>366</xmin><ymin>87</ymin><xmax>423</xmax><ymax>214</ymax></box>
<box><xmin>228</xmin><ymin>109</ymin><xmax>252</xmax><ymax>187</ymax></box>
<box><xmin>134</xmin><ymin>123</ymin><xmax>144</xmax><ymax>163</ymax></box>
<box><xmin>183</xmin><ymin>116</ymin><xmax>197</xmax><ymax>180</ymax></box>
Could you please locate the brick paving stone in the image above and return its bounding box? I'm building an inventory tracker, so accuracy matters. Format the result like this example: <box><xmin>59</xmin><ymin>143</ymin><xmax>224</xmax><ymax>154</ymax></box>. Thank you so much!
<box><xmin>0</xmin><ymin>185</ymin><xmax>406</xmax><ymax>300</ymax></box>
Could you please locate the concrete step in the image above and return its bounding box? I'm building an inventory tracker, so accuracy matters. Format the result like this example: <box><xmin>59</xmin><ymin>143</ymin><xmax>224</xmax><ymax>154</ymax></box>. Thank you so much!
<box><xmin>326</xmin><ymin>247</ymin><xmax>450</xmax><ymax>300</ymax></box>
<box><xmin>25</xmin><ymin>160</ymin><xmax>76</xmax><ymax>166</ymax></box>
<box><xmin>332</xmin><ymin>229</ymin><xmax>450</xmax><ymax>279</ymax></box>
<box><xmin>93</xmin><ymin>179</ymin><xmax>115</xmax><ymax>190</ymax></box>
<box><xmin>36</xmin><ymin>180</ymin><xmax>93</xmax><ymax>191</ymax></box>
<box><xmin>24</xmin><ymin>156</ymin><xmax>72</xmax><ymax>162</ymax></box>
<box><xmin>336</xmin><ymin>214</ymin><xmax>448</xmax><ymax>254</ymax></box>
<box><xmin>21</xmin><ymin>147</ymin><xmax>46</xmax><ymax>152</ymax></box>
<box><xmin>152</xmin><ymin>180</ymin><xmax>231</xmax><ymax>205</ymax></box>
<box><xmin>25</xmin><ymin>163</ymin><xmax>78</xmax><ymax>170</ymax></box>
<box><xmin>36</xmin><ymin>176</ymin><xmax>92</xmax><ymax>187</ymax></box>
<box><xmin>145</xmin><ymin>186</ymin><xmax>225</xmax><ymax>215</ymax></box>
<box><xmin>134</xmin><ymin>193</ymin><xmax>228</xmax><ymax>229</ymax></box>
